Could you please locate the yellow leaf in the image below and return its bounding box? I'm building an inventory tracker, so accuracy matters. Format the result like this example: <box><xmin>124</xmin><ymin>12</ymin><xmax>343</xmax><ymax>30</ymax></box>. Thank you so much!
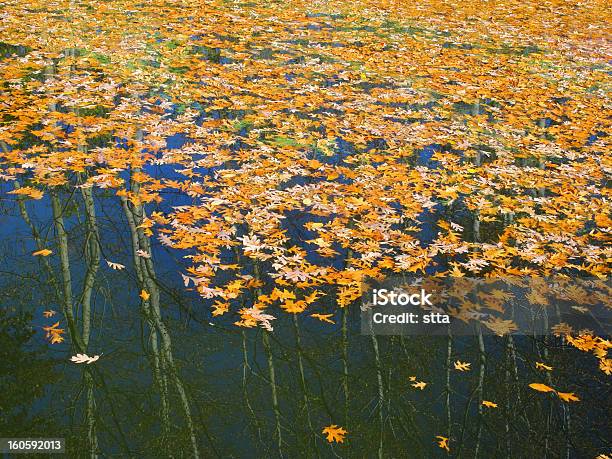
<box><xmin>310</xmin><ymin>313</ymin><xmax>335</xmax><ymax>324</ymax></box>
<box><xmin>33</xmin><ymin>249</ymin><xmax>52</xmax><ymax>257</ymax></box>
<box><xmin>529</xmin><ymin>383</ymin><xmax>555</xmax><ymax>393</ymax></box>
<box><xmin>454</xmin><ymin>360</ymin><xmax>471</xmax><ymax>371</ymax></box>
<box><xmin>435</xmin><ymin>435</ymin><xmax>450</xmax><ymax>452</ymax></box>
<box><xmin>9</xmin><ymin>186</ymin><xmax>44</xmax><ymax>200</ymax></box>
<box><xmin>482</xmin><ymin>400</ymin><xmax>498</xmax><ymax>408</ymax></box>
<box><xmin>211</xmin><ymin>301</ymin><xmax>229</xmax><ymax>317</ymax></box>
<box><xmin>535</xmin><ymin>362</ymin><xmax>553</xmax><ymax>371</ymax></box>
<box><xmin>140</xmin><ymin>290</ymin><xmax>151</xmax><ymax>301</ymax></box>
<box><xmin>556</xmin><ymin>392</ymin><xmax>580</xmax><ymax>402</ymax></box>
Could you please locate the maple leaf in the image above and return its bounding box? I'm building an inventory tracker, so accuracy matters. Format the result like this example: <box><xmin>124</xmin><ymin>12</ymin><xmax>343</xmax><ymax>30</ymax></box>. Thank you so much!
<box><xmin>322</xmin><ymin>425</ymin><xmax>347</xmax><ymax>443</ymax></box>
<box><xmin>310</xmin><ymin>313</ymin><xmax>335</xmax><ymax>324</ymax></box>
<box><xmin>535</xmin><ymin>362</ymin><xmax>553</xmax><ymax>371</ymax></box>
<box><xmin>42</xmin><ymin>310</ymin><xmax>56</xmax><ymax>318</ymax></box>
<box><xmin>136</xmin><ymin>249</ymin><xmax>151</xmax><ymax>258</ymax></box>
<box><xmin>435</xmin><ymin>435</ymin><xmax>450</xmax><ymax>452</ymax></box>
<box><xmin>140</xmin><ymin>289</ymin><xmax>151</xmax><ymax>301</ymax></box>
<box><xmin>70</xmin><ymin>354</ymin><xmax>100</xmax><ymax>364</ymax></box>
<box><xmin>529</xmin><ymin>383</ymin><xmax>555</xmax><ymax>393</ymax></box>
<box><xmin>556</xmin><ymin>391</ymin><xmax>580</xmax><ymax>402</ymax></box>
<box><xmin>454</xmin><ymin>360</ymin><xmax>471</xmax><ymax>371</ymax></box>
<box><xmin>32</xmin><ymin>249</ymin><xmax>52</xmax><ymax>257</ymax></box>
<box><xmin>412</xmin><ymin>381</ymin><xmax>427</xmax><ymax>390</ymax></box>
<box><xmin>482</xmin><ymin>400</ymin><xmax>498</xmax><ymax>408</ymax></box>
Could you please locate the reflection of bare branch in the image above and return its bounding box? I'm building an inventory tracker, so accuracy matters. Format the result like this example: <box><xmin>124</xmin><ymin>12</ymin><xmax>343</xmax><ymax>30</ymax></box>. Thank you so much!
<box><xmin>121</xmin><ymin>181</ymin><xmax>200</xmax><ymax>458</ymax></box>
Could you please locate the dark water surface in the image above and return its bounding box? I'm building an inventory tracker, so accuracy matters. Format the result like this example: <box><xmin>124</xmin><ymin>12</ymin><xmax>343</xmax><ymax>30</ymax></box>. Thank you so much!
<box><xmin>0</xmin><ymin>183</ymin><xmax>609</xmax><ymax>458</ymax></box>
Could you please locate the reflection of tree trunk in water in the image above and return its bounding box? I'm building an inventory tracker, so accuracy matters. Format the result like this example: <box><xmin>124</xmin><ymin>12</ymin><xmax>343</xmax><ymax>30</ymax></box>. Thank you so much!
<box><xmin>120</xmin><ymin>195</ymin><xmax>171</xmax><ymax>448</ymax></box>
<box><xmin>80</xmin><ymin>184</ymin><xmax>100</xmax><ymax>348</ymax></box>
<box><xmin>242</xmin><ymin>331</ymin><xmax>263</xmax><ymax>446</ymax></box>
<box><xmin>253</xmin><ymin>260</ymin><xmax>283</xmax><ymax>457</ymax></box>
<box><xmin>85</xmin><ymin>371</ymin><xmax>98</xmax><ymax>459</ymax></box>
<box><xmin>80</xmin><ymin>183</ymin><xmax>100</xmax><ymax>459</ymax></box>
<box><xmin>121</xmin><ymin>185</ymin><xmax>200</xmax><ymax>458</ymax></box>
<box><xmin>292</xmin><ymin>315</ymin><xmax>317</xmax><ymax>455</ymax></box>
<box><xmin>14</xmin><ymin>180</ymin><xmax>102</xmax><ymax>456</ymax></box>
<box><xmin>446</xmin><ymin>330</ymin><xmax>452</xmax><ymax>440</ymax></box>
<box><xmin>50</xmin><ymin>191</ymin><xmax>84</xmax><ymax>352</ymax></box>
<box><xmin>370</xmin><ymin>332</ymin><xmax>384</xmax><ymax>459</ymax></box>
<box><xmin>341</xmin><ymin>307</ymin><xmax>349</xmax><ymax>428</ymax></box>
<box><xmin>263</xmin><ymin>332</ymin><xmax>283</xmax><ymax>457</ymax></box>
<box><xmin>341</xmin><ymin>248</ymin><xmax>353</xmax><ymax>429</ymax></box>
<box><xmin>51</xmin><ymin>189</ymin><xmax>100</xmax><ymax>457</ymax></box>
<box><xmin>474</xmin><ymin>326</ymin><xmax>486</xmax><ymax>459</ymax></box>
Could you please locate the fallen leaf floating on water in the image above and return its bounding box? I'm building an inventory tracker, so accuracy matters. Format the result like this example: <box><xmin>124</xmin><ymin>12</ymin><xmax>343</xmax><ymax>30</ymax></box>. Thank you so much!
<box><xmin>435</xmin><ymin>435</ymin><xmax>450</xmax><ymax>452</ymax></box>
<box><xmin>70</xmin><ymin>354</ymin><xmax>100</xmax><ymax>364</ymax></box>
<box><xmin>454</xmin><ymin>360</ymin><xmax>471</xmax><ymax>371</ymax></box>
<box><xmin>8</xmin><ymin>186</ymin><xmax>44</xmax><ymax>200</ymax></box>
<box><xmin>139</xmin><ymin>290</ymin><xmax>151</xmax><ymax>301</ymax></box>
<box><xmin>136</xmin><ymin>249</ymin><xmax>151</xmax><ymax>258</ymax></box>
<box><xmin>535</xmin><ymin>362</ymin><xmax>553</xmax><ymax>371</ymax></box>
<box><xmin>42</xmin><ymin>321</ymin><xmax>65</xmax><ymax>344</ymax></box>
<box><xmin>42</xmin><ymin>310</ymin><xmax>56</xmax><ymax>318</ymax></box>
<box><xmin>529</xmin><ymin>383</ymin><xmax>580</xmax><ymax>402</ymax></box>
<box><xmin>211</xmin><ymin>301</ymin><xmax>229</xmax><ymax>317</ymax></box>
<box><xmin>310</xmin><ymin>313</ymin><xmax>335</xmax><ymax>324</ymax></box>
<box><xmin>242</xmin><ymin>307</ymin><xmax>276</xmax><ymax>331</ymax></box>
<box><xmin>106</xmin><ymin>260</ymin><xmax>125</xmax><ymax>270</ymax></box>
<box><xmin>32</xmin><ymin>249</ymin><xmax>52</xmax><ymax>257</ymax></box>
<box><xmin>412</xmin><ymin>381</ymin><xmax>427</xmax><ymax>390</ymax></box>
<box><xmin>482</xmin><ymin>400</ymin><xmax>498</xmax><ymax>408</ymax></box>
<box><xmin>529</xmin><ymin>383</ymin><xmax>555</xmax><ymax>393</ymax></box>
<box><xmin>322</xmin><ymin>425</ymin><xmax>347</xmax><ymax>443</ymax></box>
<box><xmin>556</xmin><ymin>391</ymin><xmax>580</xmax><ymax>403</ymax></box>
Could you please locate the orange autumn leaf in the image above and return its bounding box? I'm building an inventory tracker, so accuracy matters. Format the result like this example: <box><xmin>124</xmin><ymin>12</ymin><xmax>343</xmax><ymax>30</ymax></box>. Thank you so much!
<box><xmin>435</xmin><ymin>435</ymin><xmax>450</xmax><ymax>452</ymax></box>
<box><xmin>42</xmin><ymin>321</ymin><xmax>65</xmax><ymax>344</ymax></box>
<box><xmin>211</xmin><ymin>301</ymin><xmax>229</xmax><ymax>317</ymax></box>
<box><xmin>310</xmin><ymin>313</ymin><xmax>335</xmax><ymax>324</ymax></box>
<box><xmin>556</xmin><ymin>392</ymin><xmax>580</xmax><ymax>403</ymax></box>
<box><xmin>8</xmin><ymin>186</ymin><xmax>44</xmax><ymax>200</ymax></box>
<box><xmin>322</xmin><ymin>425</ymin><xmax>347</xmax><ymax>443</ymax></box>
<box><xmin>139</xmin><ymin>290</ymin><xmax>151</xmax><ymax>301</ymax></box>
<box><xmin>33</xmin><ymin>249</ymin><xmax>52</xmax><ymax>257</ymax></box>
<box><xmin>529</xmin><ymin>383</ymin><xmax>555</xmax><ymax>393</ymax></box>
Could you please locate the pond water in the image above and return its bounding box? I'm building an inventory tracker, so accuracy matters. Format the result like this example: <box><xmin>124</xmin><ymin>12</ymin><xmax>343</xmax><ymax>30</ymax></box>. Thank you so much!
<box><xmin>0</xmin><ymin>184</ymin><xmax>608</xmax><ymax>458</ymax></box>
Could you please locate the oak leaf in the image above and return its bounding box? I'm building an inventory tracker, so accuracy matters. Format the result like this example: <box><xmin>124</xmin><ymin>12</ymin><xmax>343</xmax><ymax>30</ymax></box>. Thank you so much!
<box><xmin>322</xmin><ymin>425</ymin><xmax>347</xmax><ymax>443</ymax></box>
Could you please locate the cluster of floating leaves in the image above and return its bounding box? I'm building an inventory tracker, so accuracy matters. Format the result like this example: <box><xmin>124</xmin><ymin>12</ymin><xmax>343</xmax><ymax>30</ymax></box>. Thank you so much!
<box><xmin>0</xmin><ymin>0</ymin><xmax>610</xmax><ymax>451</ymax></box>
